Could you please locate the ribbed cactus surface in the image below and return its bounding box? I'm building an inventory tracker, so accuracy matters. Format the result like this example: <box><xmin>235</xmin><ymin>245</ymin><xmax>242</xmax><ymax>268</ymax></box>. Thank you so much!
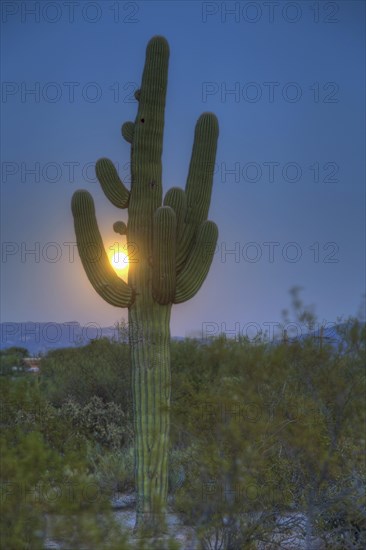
<box><xmin>71</xmin><ymin>36</ymin><xmax>219</xmax><ymax>535</ymax></box>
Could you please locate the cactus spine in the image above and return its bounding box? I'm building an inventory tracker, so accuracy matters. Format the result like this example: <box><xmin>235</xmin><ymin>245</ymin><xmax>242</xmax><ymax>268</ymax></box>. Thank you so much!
<box><xmin>71</xmin><ymin>36</ymin><xmax>219</xmax><ymax>534</ymax></box>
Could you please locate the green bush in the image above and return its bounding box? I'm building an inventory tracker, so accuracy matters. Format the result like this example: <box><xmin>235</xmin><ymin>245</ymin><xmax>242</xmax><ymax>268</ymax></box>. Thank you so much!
<box><xmin>1</xmin><ymin>291</ymin><xmax>364</xmax><ymax>548</ymax></box>
<box><xmin>59</xmin><ymin>396</ymin><xmax>133</xmax><ymax>450</ymax></box>
<box><xmin>87</xmin><ymin>443</ymin><xmax>135</xmax><ymax>494</ymax></box>
<box><xmin>40</xmin><ymin>338</ymin><xmax>132</xmax><ymax>409</ymax></box>
<box><xmin>169</xmin><ymin>309</ymin><xmax>365</xmax><ymax>547</ymax></box>
<box><xmin>0</xmin><ymin>346</ymin><xmax>29</xmax><ymax>376</ymax></box>
<box><xmin>0</xmin><ymin>377</ymin><xmax>138</xmax><ymax>549</ymax></box>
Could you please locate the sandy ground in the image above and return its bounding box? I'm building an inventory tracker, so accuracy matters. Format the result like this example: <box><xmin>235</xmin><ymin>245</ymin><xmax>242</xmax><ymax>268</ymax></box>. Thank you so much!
<box><xmin>43</xmin><ymin>493</ymin><xmax>325</xmax><ymax>549</ymax></box>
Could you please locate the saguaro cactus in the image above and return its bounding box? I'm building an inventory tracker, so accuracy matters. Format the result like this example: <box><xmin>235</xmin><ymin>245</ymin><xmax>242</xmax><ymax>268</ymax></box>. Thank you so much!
<box><xmin>71</xmin><ymin>36</ymin><xmax>219</xmax><ymax>534</ymax></box>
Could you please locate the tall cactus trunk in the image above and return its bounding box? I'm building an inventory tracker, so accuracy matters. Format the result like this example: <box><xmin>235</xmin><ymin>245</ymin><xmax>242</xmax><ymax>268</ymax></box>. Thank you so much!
<box><xmin>129</xmin><ymin>299</ymin><xmax>172</xmax><ymax>533</ymax></box>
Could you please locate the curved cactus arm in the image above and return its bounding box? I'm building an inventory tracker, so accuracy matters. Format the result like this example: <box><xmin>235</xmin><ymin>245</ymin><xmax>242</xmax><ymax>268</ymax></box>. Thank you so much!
<box><xmin>152</xmin><ymin>206</ymin><xmax>176</xmax><ymax>304</ymax></box>
<box><xmin>95</xmin><ymin>158</ymin><xmax>130</xmax><ymax>208</ymax></box>
<box><xmin>185</xmin><ymin>113</ymin><xmax>219</xmax><ymax>221</ymax></box>
<box><xmin>71</xmin><ymin>190</ymin><xmax>134</xmax><ymax>308</ymax></box>
<box><xmin>177</xmin><ymin>113</ymin><xmax>219</xmax><ymax>268</ymax></box>
<box><xmin>121</xmin><ymin>121</ymin><xmax>135</xmax><ymax>144</ymax></box>
<box><xmin>163</xmin><ymin>187</ymin><xmax>186</xmax><ymax>240</ymax></box>
<box><xmin>174</xmin><ymin>220</ymin><xmax>218</xmax><ymax>304</ymax></box>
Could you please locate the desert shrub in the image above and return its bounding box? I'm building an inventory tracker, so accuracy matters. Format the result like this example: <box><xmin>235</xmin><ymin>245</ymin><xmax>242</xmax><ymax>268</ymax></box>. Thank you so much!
<box><xmin>313</xmin><ymin>473</ymin><xmax>366</xmax><ymax>549</ymax></box>
<box><xmin>2</xmin><ymin>290</ymin><xmax>364</xmax><ymax>548</ymax></box>
<box><xmin>1</xmin><ymin>377</ymin><xmax>90</xmax><ymax>462</ymax></box>
<box><xmin>87</xmin><ymin>443</ymin><xmax>195</xmax><ymax>498</ymax></box>
<box><xmin>169</xmin><ymin>309</ymin><xmax>365</xmax><ymax>548</ymax></box>
<box><xmin>0</xmin><ymin>377</ymin><xmax>137</xmax><ymax>549</ymax></box>
<box><xmin>1</xmin><ymin>425</ymin><xmax>63</xmax><ymax>549</ymax></box>
<box><xmin>170</xmin><ymin>338</ymin><xmax>206</xmax><ymax>389</ymax></box>
<box><xmin>0</xmin><ymin>377</ymin><xmax>83</xmax><ymax>549</ymax></box>
<box><xmin>59</xmin><ymin>396</ymin><xmax>133</xmax><ymax>450</ymax></box>
<box><xmin>40</xmin><ymin>338</ymin><xmax>132</xmax><ymax>410</ymax></box>
<box><xmin>87</xmin><ymin>443</ymin><xmax>135</xmax><ymax>494</ymax></box>
<box><xmin>0</xmin><ymin>346</ymin><xmax>29</xmax><ymax>376</ymax></box>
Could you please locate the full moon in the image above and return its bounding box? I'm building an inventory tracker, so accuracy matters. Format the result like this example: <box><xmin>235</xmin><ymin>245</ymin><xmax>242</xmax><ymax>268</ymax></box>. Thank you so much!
<box><xmin>109</xmin><ymin>251</ymin><xmax>129</xmax><ymax>271</ymax></box>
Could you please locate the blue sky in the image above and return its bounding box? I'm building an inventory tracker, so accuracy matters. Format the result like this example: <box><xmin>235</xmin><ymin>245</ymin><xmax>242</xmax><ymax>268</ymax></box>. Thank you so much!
<box><xmin>1</xmin><ymin>0</ymin><xmax>365</xmax><ymax>338</ymax></box>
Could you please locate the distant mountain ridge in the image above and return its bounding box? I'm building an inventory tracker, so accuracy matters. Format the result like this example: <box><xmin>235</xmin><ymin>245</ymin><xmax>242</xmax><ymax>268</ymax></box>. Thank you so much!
<box><xmin>0</xmin><ymin>321</ymin><xmax>361</xmax><ymax>356</ymax></box>
<box><xmin>0</xmin><ymin>322</ymin><xmax>187</xmax><ymax>355</ymax></box>
<box><xmin>0</xmin><ymin>322</ymin><xmax>120</xmax><ymax>355</ymax></box>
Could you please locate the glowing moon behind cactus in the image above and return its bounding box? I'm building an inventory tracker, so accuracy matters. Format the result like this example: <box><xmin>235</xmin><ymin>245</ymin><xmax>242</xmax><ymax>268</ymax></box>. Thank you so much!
<box><xmin>109</xmin><ymin>251</ymin><xmax>129</xmax><ymax>271</ymax></box>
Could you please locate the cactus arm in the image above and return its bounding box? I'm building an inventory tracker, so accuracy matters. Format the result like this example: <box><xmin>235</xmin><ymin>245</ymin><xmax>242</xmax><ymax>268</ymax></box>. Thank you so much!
<box><xmin>121</xmin><ymin>122</ymin><xmax>135</xmax><ymax>143</ymax></box>
<box><xmin>174</xmin><ymin>220</ymin><xmax>218</xmax><ymax>304</ymax></box>
<box><xmin>71</xmin><ymin>190</ymin><xmax>134</xmax><ymax>307</ymax></box>
<box><xmin>95</xmin><ymin>158</ymin><xmax>130</xmax><ymax>208</ymax></box>
<box><xmin>152</xmin><ymin>206</ymin><xmax>177</xmax><ymax>304</ymax></box>
<box><xmin>163</xmin><ymin>187</ymin><xmax>186</xmax><ymax>241</ymax></box>
<box><xmin>177</xmin><ymin>113</ymin><xmax>219</xmax><ymax>268</ymax></box>
<box><xmin>185</xmin><ymin>113</ymin><xmax>219</xmax><ymax>222</ymax></box>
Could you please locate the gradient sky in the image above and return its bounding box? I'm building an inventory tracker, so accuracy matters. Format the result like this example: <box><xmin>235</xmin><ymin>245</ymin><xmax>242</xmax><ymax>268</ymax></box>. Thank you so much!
<box><xmin>1</xmin><ymin>0</ymin><xmax>365</xmax><ymax>339</ymax></box>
